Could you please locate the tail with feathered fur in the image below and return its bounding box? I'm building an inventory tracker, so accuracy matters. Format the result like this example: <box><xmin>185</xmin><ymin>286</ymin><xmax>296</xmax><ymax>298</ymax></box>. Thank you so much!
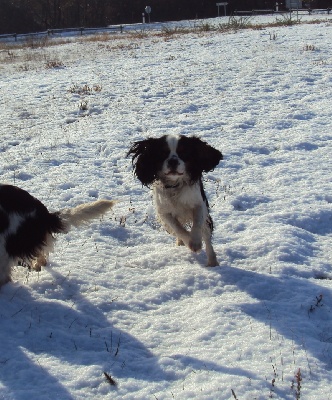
<box><xmin>58</xmin><ymin>199</ymin><xmax>116</xmax><ymax>231</ymax></box>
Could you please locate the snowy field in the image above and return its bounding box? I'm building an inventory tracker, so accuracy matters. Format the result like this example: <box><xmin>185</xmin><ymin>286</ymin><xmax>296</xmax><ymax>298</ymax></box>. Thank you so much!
<box><xmin>0</xmin><ymin>14</ymin><xmax>332</xmax><ymax>399</ymax></box>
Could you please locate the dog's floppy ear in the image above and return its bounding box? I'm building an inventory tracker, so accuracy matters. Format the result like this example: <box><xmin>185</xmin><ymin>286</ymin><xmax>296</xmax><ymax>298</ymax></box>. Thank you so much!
<box><xmin>193</xmin><ymin>137</ymin><xmax>223</xmax><ymax>172</ymax></box>
<box><xmin>127</xmin><ymin>138</ymin><xmax>160</xmax><ymax>186</ymax></box>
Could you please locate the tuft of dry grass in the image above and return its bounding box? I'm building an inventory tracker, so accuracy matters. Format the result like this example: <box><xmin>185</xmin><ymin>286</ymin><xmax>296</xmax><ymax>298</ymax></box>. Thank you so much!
<box><xmin>79</xmin><ymin>100</ymin><xmax>89</xmax><ymax>111</ymax></box>
<box><xmin>304</xmin><ymin>43</ymin><xmax>316</xmax><ymax>51</ymax></box>
<box><xmin>127</xmin><ymin>30</ymin><xmax>150</xmax><ymax>39</ymax></box>
<box><xmin>23</xmin><ymin>35</ymin><xmax>49</xmax><ymax>49</ymax></box>
<box><xmin>45</xmin><ymin>59</ymin><xmax>65</xmax><ymax>69</ymax></box>
<box><xmin>68</xmin><ymin>84</ymin><xmax>102</xmax><ymax>95</ymax></box>
<box><xmin>291</xmin><ymin>368</ymin><xmax>302</xmax><ymax>400</ymax></box>
<box><xmin>159</xmin><ymin>25</ymin><xmax>190</xmax><ymax>37</ymax></box>
<box><xmin>79</xmin><ymin>32</ymin><xmax>112</xmax><ymax>42</ymax></box>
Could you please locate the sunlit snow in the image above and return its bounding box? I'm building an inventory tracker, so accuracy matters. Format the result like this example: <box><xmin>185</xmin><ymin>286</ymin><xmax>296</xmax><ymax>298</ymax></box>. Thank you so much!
<box><xmin>0</xmin><ymin>14</ymin><xmax>332</xmax><ymax>400</ymax></box>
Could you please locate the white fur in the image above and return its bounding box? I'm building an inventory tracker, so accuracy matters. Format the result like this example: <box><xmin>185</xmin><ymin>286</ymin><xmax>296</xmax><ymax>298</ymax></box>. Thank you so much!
<box><xmin>153</xmin><ymin>181</ymin><xmax>218</xmax><ymax>266</ymax></box>
<box><xmin>161</xmin><ymin>135</ymin><xmax>186</xmax><ymax>179</ymax></box>
<box><xmin>60</xmin><ymin>200</ymin><xmax>116</xmax><ymax>230</ymax></box>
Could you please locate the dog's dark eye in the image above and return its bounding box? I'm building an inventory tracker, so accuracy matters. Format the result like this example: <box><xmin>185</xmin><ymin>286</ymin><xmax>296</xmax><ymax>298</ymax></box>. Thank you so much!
<box><xmin>177</xmin><ymin>146</ymin><xmax>192</xmax><ymax>161</ymax></box>
<box><xmin>158</xmin><ymin>146</ymin><xmax>170</xmax><ymax>161</ymax></box>
<box><xmin>148</xmin><ymin>141</ymin><xmax>169</xmax><ymax>161</ymax></box>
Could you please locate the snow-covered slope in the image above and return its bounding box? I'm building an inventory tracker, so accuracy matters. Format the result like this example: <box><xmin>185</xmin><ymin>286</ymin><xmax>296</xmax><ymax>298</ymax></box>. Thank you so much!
<box><xmin>0</xmin><ymin>15</ymin><xmax>332</xmax><ymax>399</ymax></box>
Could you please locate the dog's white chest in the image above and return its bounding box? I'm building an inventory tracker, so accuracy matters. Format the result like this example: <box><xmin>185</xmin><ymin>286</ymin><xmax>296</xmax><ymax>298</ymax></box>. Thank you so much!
<box><xmin>153</xmin><ymin>182</ymin><xmax>202</xmax><ymax>213</ymax></box>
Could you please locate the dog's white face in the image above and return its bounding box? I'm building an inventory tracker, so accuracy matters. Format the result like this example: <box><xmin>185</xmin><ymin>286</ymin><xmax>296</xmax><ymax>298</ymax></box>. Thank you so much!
<box><xmin>160</xmin><ymin>135</ymin><xmax>186</xmax><ymax>181</ymax></box>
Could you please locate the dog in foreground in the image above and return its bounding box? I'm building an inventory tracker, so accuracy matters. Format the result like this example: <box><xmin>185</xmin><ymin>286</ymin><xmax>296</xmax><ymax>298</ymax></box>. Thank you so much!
<box><xmin>127</xmin><ymin>134</ymin><xmax>222</xmax><ymax>266</ymax></box>
<box><xmin>0</xmin><ymin>184</ymin><xmax>115</xmax><ymax>286</ymax></box>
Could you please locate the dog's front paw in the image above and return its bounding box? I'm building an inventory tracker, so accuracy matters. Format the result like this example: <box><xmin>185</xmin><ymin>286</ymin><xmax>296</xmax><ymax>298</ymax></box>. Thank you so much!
<box><xmin>32</xmin><ymin>254</ymin><xmax>48</xmax><ymax>271</ymax></box>
<box><xmin>206</xmin><ymin>251</ymin><xmax>218</xmax><ymax>267</ymax></box>
<box><xmin>188</xmin><ymin>229</ymin><xmax>202</xmax><ymax>253</ymax></box>
<box><xmin>176</xmin><ymin>238</ymin><xmax>185</xmax><ymax>246</ymax></box>
<box><xmin>188</xmin><ymin>234</ymin><xmax>202</xmax><ymax>252</ymax></box>
<box><xmin>206</xmin><ymin>258</ymin><xmax>219</xmax><ymax>267</ymax></box>
<box><xmin>189</xmin><ymin>240</ymin><xmax>202</xmax><ymax>252</ymax></box>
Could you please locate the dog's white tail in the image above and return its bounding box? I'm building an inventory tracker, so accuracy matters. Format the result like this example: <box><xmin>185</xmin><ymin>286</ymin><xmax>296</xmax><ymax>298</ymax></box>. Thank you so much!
<box><xmin>59</xmin><ymin>199</ymin><xmax>116</xmax><ymax>231</ymax></box>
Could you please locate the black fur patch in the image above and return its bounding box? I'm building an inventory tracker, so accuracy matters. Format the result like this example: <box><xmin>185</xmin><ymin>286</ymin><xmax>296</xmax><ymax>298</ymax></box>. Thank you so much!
<box><xmin>127</xmin><ymin>136</ymin><xmax>169</xmax><ymax>186</ymax></box>
<box><xmin>5</xmin><ymin>211</ymin><xmax>65</xmax><ymax>259</ymax></box>
<box><xmin>0</xmin><ymin>209</ymin><xmax>9</xmax><ymax>233</ymax></box>
<box><xmin>6</xmin><ymin>216</ymin><xmax>47</xmax><ymax>259</ymax></box>
<box><xmin>199</xmin><ymin>179</ymin><xmax>214</xmax><ymax>232</ymax></box>
<box><xmin>1</xmin><ymin>185</ymin><xmax>66</xmax><ymax>259</ymax></box>
<box><xmin>0</xmin><ymin>185</ymin><xmax>46</xmax><ymax>214</ymax></box>
<box><xmin>178</xmin><ymin>136</ymin><xmax>223</xmax><ymax>183</ymax></box>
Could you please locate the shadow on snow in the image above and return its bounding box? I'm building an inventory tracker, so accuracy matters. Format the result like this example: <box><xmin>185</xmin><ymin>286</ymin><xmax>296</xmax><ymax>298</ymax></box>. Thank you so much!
<box><xmin>0</xmin><ymin>269</ymin><xmax>169</xmax><ymax>399</ymax></box>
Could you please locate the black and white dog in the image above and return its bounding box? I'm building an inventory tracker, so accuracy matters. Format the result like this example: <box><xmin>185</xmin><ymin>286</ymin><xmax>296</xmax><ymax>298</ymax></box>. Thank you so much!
<box><xmin>0</xmin><ymin>184</ymin><xmax>115</xmax><ymax>286</ymax></box>
<box><xmin>127</xmin><ymin>135</ymin><xmax>222</xmax><ymax>266</ymax></box>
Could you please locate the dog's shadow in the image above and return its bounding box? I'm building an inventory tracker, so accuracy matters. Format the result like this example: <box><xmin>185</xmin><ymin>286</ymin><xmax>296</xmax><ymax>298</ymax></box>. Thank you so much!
<box><xmin>215</xmin><ymin>265</ymin><xmax>332</xmax><ymax>370</ymax></box>
<box><xmin>0</xmin><ymin>269</ymin><xmax>169</xmax><ymax>398</ymax></box>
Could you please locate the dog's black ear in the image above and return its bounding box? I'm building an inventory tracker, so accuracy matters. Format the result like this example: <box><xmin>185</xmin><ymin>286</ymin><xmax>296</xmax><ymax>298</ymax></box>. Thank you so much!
<box><xmin>127</xmin><ymin>138</ymin><xmax>161</xmax><ymax>186</ymax></box>
<box><xmin>193</xmin><ymin>137</ymin><xmax>223</xmax><ymax>172</ymax></box>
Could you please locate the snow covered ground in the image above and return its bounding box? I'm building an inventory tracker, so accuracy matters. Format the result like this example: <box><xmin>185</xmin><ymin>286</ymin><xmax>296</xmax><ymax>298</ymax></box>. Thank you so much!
<box><xmin>0</xmin><ymin>14</ymin><xmax>332</xmax><ymax>399</ymax></box>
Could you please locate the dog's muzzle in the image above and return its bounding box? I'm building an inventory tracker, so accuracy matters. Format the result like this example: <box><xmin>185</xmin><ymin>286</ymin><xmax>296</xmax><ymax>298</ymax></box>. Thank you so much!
<box><xmin>167</xmin><ymin>156</ymin><xmax>179</xmax><ymax>170</ymax></box>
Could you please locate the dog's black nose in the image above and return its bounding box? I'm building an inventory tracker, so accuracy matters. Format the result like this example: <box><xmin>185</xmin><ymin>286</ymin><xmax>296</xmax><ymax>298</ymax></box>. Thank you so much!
<box><xmin>168</xmin><ymin>156</ymin><xmax>179</xmax><ymax>169</ymax></box>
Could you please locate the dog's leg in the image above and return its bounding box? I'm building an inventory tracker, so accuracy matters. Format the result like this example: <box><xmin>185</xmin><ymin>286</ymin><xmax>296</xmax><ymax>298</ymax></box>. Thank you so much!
<box><xmin>0</xmin><ymin>255</ymin><xmax>14</xmax><ymax>286</ymax></box>
<box><xmin>189</xmin><ymin>205</ymin><xmax>204</xmax><ymax>252</ymax></box>
<box><xmin>160</xmin><ymin>213</ymin><xmax>192</xmax><ymax>247</ymax></box>
<box><xmin>202</xmin><ymin>225</ymin><xmax>218</xmax><ymax>267</ymax></box>
<box><xmin>32</xmin><ymin>253</ymin><xmax>48</xmax><ymax>271</ymax></box>
<box><xmin>32</xmin><ymin>233</ymin><xmax>55</xmax><ymax>271</ymax></box>
<box><xmin>161</xmin><ymin>207</ymin><xmax>204</xmax><ymax>252</ymax></box>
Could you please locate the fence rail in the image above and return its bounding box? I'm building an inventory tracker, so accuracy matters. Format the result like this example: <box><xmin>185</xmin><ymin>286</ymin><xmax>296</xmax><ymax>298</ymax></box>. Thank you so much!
<box><xmin>234</xmin><ymin>8</ymin><xmax>331</xmax><ymax>16</ymax></box>
<box><xmin>289</xmin><ymin>8</ymin><xmax>331</xmax><ymax>14</ymax></box>
<box><xmin>0</xmin><ymin>25</ymin><xmax>124</xmax><ymax>42</ymax></box>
